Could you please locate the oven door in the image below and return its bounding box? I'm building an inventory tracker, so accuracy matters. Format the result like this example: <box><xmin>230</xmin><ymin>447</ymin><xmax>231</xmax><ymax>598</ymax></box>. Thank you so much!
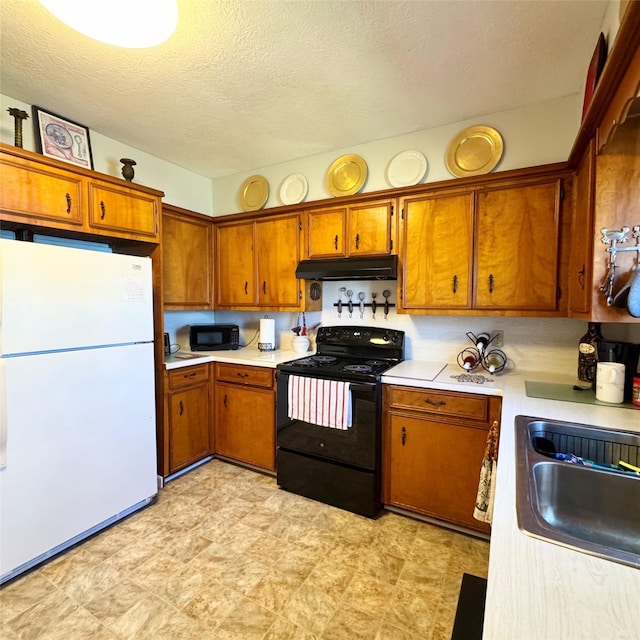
<box><xmin>276</xmin><ymin>372</ymin><xmax>380</xmax><ymax>470</ymax></box>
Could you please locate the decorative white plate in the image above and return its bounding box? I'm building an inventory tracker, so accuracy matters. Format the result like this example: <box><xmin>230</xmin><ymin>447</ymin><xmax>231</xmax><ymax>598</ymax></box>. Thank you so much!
<box><xmin>386</xmin><ymin>150</ymin><xmax>428</xmax><ymax>187</ymax></box>
<box><xmin>279</xmin><ymin>173</ymin><xmax>308</xmax><ymax>205</ymax></box>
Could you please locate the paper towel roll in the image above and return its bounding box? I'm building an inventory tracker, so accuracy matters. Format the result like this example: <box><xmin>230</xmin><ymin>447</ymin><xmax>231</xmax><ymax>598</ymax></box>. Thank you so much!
<box><xmin>259</xmin><ymin>318</ymin><xmax>275</xmax><ymax>351</ymax></box>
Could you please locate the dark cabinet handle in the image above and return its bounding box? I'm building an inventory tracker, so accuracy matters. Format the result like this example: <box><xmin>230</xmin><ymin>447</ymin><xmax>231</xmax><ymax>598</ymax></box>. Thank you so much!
<box><xmin>184</xmin><ymin>372</ymin><xmax>196</xmax><ymax>379</ymax></box>
<box><xmin>236</xmin><ymin>372</ymin><xmax>249</xmax><ymax>378</ymax></box>
<box><xmin>578</xmin><ymin>264</ymin><xmax>585</xmax><ymax>290</ymax></box>
<box><xmin>355</xmin><ymin>233</ymin><xmax>360</xmax><ymax>250</ymax></box>
<box><xmin>452</xmin><ymin>274</ymin><xmax>458</xmax><ymax>294</ymax></box>
<box><xmin>488</xmin><ymin>274</ymin><xmax>494</xmax><ymax>294</ymax></box>
<box><xmin>262</xmin><ymin>281</ymin><xmax>266</xmax><ymax>294</ymax></box>
<box><xmin>179</xmin><ymin>400</ymin><xmax>184</xmax><ymax>416</ymax></box>
<box><xmin>334</xmin><ymin>235</ymin><xmax>338</xmax><ymax>250</ymax></box>
<box><xmin>223</xmin><ymin>394</ymin><xmax>228</xmax><ymax>408</ymax></box>
<box><xmin>425</xmin><ymin>398</ymin><xmax>446</xmax><ymax>407</ymax></box>
<box><xmin>65</xmin><ymin>193</ymin><xmax>71</xmax><ymax>213</ymax></box>
<box><xmin>100</xmin><ymin>201</ymin><xmax>106</xmax><ymax>220</ymax></box>
<box><xmin>401</xmin><ymin>426</ymin><xmax>406</xmax><ymax>446</ymax></box>
<box><xmin>244</xmin><ymin>281</ymin><xmax>248</xmax><ymax>295</ymax></box>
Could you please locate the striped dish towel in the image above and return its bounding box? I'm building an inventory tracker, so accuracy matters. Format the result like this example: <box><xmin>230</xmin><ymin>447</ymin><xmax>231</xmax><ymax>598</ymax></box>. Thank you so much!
<box><xmin>287</xmin><ymin>375</ymin><xmax>352</xmax><ymax>430</ymax></box>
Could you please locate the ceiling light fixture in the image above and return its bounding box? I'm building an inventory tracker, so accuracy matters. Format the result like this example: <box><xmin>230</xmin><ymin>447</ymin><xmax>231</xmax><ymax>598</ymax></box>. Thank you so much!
<box><xmin>39</xmin><ymin>0</ymin><xmax>178</xmax><ymax>48</ymax></box>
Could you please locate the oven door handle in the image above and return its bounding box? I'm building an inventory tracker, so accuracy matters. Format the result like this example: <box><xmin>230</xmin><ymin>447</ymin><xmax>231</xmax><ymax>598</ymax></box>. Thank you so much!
<box><xmin>348</xmin><ymin>382</ymin><xmax>378</xmax><ymax>393</ymax></box>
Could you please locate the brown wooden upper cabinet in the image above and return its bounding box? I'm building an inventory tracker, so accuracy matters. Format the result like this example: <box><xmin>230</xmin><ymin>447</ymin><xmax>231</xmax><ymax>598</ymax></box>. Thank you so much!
<box><xmin>162</xmin><ymin>204</ymin><xmax>214</xmax><ymax>310</ymax></box>
<box><xmin>401</xmin><ymin>191</ymin><xmax>474</xmax><ymax>309</ymax></box>
<box><xmin>305</xmin><ymin>198</ymin><xmax>395</xmax><ymax>258</ymax></box>
<box><xmin>568</xmin><ymin>138</ymin><xmax>596</xmax><ymax>316</ymax></box>
<box><xmin>399</xmin><ymin>172</ymin><xmax>567</xmax><ymax>315</ymax></box>
<box><xmin>215</xmin><ymin>212</ymin><xmax>303</xmax><ymax>310</ymax></box>
<box><xmin>0</xmin><ymin>144</ymin><xmax>163</xmax><ymax>242</ymax></box>
<box><xmin>474</xmin><ymin>179</ymin><xmax>561</xmax><ymax>311</ymax></box>
<box><xmin>0</xmin><ymin>150</ymin><xmax>84</xmax><ymax>229</ymax></box>
<box><xmin>87</xmin><ymin>181</ymin><xmax>158</xmax><ymax>239</ymax></box>
<box><xmin>567</xmin><ymin>39</ymin><xmax>640</xmax><ymax>322</ymax></box>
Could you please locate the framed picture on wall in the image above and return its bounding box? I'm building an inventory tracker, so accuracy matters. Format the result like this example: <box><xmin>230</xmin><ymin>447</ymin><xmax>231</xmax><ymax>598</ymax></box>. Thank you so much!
<box><xmin>32</xmin><ymin>105</ymin><xmax>94</xmax><ymax>169</ymax></box>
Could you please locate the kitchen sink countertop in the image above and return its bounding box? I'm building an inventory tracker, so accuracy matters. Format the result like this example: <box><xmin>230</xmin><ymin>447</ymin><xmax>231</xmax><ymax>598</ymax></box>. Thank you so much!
<box><xmin>384</xmin><ymin>362</ymin><xmax>640</xmax><ymax>640</ymax></box>
<box><xmin>164</xmin><ymin>347</ymin><xmax>307</xmax><ymax>370</ymax></box>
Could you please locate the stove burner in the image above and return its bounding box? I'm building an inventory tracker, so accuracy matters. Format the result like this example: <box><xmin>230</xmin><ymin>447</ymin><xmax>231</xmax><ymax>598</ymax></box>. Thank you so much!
<box><xmin>343</xmin><ymin>364</ymin><xmax>373</xmax><ymax>374</ymax></box>
<box><xmin>294</xmin><ymin>357</ymin><xmax>319</xmax><ymax>367</ymax></box>
<box><xmin>312</xmin><ymin>355</ymin><xmax>338</xmax><ymax>364</ymax></box>
<box><xmin>365</xmin><ymin>360</ymin><xmax>386</xmax><ymax>367</ymax></box>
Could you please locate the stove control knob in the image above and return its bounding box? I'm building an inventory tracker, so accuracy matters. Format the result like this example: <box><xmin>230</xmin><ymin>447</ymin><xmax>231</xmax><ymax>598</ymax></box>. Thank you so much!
<box><xmin>382</xmin><ymin>332</ymin><xmax>390</xmax><ymax>342</ymax></box>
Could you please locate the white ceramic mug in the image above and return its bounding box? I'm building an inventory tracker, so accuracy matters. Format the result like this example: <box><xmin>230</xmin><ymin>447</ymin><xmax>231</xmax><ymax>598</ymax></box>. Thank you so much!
<box><xmin>595</xmin><ymin>362</ymin><xmax>626</xmax><ymax>403</ymax></box>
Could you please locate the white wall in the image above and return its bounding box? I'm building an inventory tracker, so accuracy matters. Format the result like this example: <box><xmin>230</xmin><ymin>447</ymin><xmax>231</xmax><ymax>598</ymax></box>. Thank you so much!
<box><xmin>1</xmin><ymin>94</ymin><xmax>214</xmax><ymax>215</ymax></box>
<box><xmin>210</xmin><ymin>95</ymin><xmax>581</xmax><ymax>216</ymax></box>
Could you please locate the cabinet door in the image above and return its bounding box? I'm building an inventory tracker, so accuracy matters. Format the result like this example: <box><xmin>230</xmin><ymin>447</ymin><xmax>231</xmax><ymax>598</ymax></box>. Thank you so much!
<box><xmin>307</xmin><ymin>208</ymin><xmax>347</xmax><ymax>258</ymax></box>
<box><xmin>87</xmin><ymin>182</ymin><xmax>159</xmax><ymax>239</ymax></box>
<box><xmin>215</xmin><ymin>383</ymin><xmax>275</xmax><ymax>470</ymax></box>
<box><xmin>215</xmin><ymin>221</ymin><xmax>256</xmax><ymax>306</ymax></box>
<box><xmin>474</xmin><ymin>180</ymin><xmax>561</xmax><ymax>310</ymax></box>
<box><xmin>256</xmin><ymin>214</ymin><xmax>302</xmax><ymax>308</ymax></box>
<box><xmin>349</xmin><ymin>200</ymin><xmax>394</xmax><ymax>255</ymax></box>
<box><xmin>169</xmin><ymin>383</ymin><xmax>210</xmax><ymax>472</ymax></box>
<box><xmin>0</xmin><ymin>156</ymin><xmax>83</xmax><ymax>228</ymax></box>
<box><xmin>163</xmin><ymin>210</ymin><xmax>213</xmax><ymax>309</ymax></box>
<box><xmin>568</xmin><ymin>140</ymin><xmax>595</xmax><ymax>315</ymax></box>
<box><xmin>401</xmin><ymin>193</ymin><xmax>473</xmax><ymax>309</ymax></box>
<box><xmin>387</xmin><ymin>414</ymin><xmax>489</xmax><ymax>531</ymax></box>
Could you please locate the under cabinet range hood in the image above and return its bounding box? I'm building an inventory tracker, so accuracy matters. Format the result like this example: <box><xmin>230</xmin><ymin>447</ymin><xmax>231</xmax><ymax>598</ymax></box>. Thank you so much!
<box><xmin>295</xmin><ymin>255</ymin><xmax>398</xmax><ymax>280</ymax></box>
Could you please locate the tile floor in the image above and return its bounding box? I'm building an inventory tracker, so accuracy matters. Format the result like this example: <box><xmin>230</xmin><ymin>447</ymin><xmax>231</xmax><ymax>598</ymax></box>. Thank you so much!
<box><xmin>0</xmin><ymin>460</ymin><xmax>489</xmax><ymax>640</ymax></box>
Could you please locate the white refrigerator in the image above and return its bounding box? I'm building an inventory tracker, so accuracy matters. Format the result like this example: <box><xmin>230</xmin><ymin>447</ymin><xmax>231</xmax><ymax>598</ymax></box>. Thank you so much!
<box><xmin>0</xmin><ymin>238</ymin><xmax>158</xmax><ymax>584</ymax></box>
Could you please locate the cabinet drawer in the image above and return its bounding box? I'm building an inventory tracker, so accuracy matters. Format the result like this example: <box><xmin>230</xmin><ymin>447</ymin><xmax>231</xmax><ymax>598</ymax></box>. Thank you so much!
<box><xmin>215</xmin><ymin>363</ymin><xmax>274</xmax><ymax>388</ymax></box>
<box><xmin>386</xmin><ymin>386</ymin><xmax>489</xmax><ymax>422</ymax></box>
<box><xmin>167</xmin><ymin>364</ymin><xmax>209</xmax><ymax>389</ymax></box>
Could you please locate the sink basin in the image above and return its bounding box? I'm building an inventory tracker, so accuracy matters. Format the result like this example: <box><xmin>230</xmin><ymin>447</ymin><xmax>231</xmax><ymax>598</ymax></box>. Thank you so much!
<box><xmin>515</xmin><ymin>416</ymin><xmax>640</xmax><ymax>568</ymax></box>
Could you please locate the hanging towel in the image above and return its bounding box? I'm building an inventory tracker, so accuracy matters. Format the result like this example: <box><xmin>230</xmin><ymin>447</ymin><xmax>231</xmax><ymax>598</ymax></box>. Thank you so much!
<box><xmin>287</xmin><ymin>375</ymin><xmax>352</xmax><ymax>430</ymax></box>
<box><xmin>473</xmin><ymin>420</ymin><xmax>499</xmax><ymax>524</ymax></box>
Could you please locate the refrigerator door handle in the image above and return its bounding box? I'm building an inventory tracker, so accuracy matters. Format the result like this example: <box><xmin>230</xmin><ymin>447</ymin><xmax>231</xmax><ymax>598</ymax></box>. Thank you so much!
<box><xmin>0</xmin><ymin>360</ymin><xmax>7</xmax><ymax>469</ymax></box>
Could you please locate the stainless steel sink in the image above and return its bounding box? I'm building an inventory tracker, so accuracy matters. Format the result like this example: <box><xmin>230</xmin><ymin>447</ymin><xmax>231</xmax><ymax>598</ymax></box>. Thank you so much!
<box><xmin>515</xmin><ymin>415</ymin><xmax>640</xmax><ymax>568</ymax></box>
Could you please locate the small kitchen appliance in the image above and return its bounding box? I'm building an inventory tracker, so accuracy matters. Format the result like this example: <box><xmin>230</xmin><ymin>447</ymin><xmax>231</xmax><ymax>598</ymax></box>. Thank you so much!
<box><xmin>276</xmin><ymin>325</ymin><xmax>404</xmax><ymax>517</ymax></box>
<box><xmin>189</xmin><ymin>323</ymin><xmax>239</xmax><ymax>351</ymax></box>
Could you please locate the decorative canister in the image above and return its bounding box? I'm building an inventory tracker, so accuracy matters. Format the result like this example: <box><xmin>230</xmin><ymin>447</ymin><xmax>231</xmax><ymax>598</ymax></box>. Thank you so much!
<box><xmin>632</xmin><ymin>376</ymin><xmax>640</xmax><ymax>407</ymax></box>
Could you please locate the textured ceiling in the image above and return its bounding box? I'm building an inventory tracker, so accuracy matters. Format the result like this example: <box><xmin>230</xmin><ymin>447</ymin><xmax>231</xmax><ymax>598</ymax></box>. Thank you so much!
<box><xmin>1</xmin><ymin>0</ymin><xmax>609</xmax><ymax>179</ymax></box>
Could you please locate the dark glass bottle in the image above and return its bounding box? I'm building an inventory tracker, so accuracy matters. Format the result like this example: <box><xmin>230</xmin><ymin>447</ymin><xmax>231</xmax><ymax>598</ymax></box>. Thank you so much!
<box><xmin>577</xmin><ymin>322</ymin><xmax>603</xmax><ymax>383</ymax></box>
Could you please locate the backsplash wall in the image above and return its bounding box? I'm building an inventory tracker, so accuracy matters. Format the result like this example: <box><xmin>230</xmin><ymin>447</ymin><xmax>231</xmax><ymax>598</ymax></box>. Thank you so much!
<box><xmin>165</xmin><ymin>280</ymin><xmax>640</xmax><ymax>376</ymax></box>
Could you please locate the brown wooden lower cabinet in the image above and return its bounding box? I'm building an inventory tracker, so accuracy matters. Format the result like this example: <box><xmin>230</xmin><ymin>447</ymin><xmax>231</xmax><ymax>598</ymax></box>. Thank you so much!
<box><xmin>383</xmin><ymin>385</ymin><xmax>501</xmax><ymax>534</ymax></box>
<box><xmin>214</xmin><ymin>363</ymin><xmax>276</xmax><ymax>471</ymax></box>
<box><xmin>164</xmin><ymin>364</ymin><xmax>211</xmax><ymax>475</ymax></box>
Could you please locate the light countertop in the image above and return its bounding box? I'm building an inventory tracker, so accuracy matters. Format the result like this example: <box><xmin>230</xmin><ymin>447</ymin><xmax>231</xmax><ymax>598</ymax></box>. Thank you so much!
<box><xmin>384</xmin><ymin>362</ymin><xmax>640</xmax><ymax>640</ymax></box>
<box><xmin>164</xmin><ymin>347</ymin><xmax>306</xmax><ymax>370</ymax></box>
<box><xmin>165</xmin><ymin>352</ymin><xmax>640</xmax><ymax>637</ymax></box>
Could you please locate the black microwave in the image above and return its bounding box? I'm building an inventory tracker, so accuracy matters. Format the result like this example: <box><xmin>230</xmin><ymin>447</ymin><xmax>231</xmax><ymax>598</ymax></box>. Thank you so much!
<box><xmin>189</xmin><ymin>324</ymin><xmax>240</xmax><ymax>351</ymax></box>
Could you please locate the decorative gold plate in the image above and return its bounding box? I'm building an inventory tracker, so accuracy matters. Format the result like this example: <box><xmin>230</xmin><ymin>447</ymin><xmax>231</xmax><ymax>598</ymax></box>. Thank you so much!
<box><xmin>326</xmin><ymin>154</ymin><xmax>368</xmax><ymax>197</ymax></box>
<box><xmin>239</xmin><ymin>175</ymin><xmax>269</xmax><ymax>211</ymax></box>
<box><xmin>445</xmin><ymin>125</ymin><xmax>504</xmax><ymax>178</ymax></box>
